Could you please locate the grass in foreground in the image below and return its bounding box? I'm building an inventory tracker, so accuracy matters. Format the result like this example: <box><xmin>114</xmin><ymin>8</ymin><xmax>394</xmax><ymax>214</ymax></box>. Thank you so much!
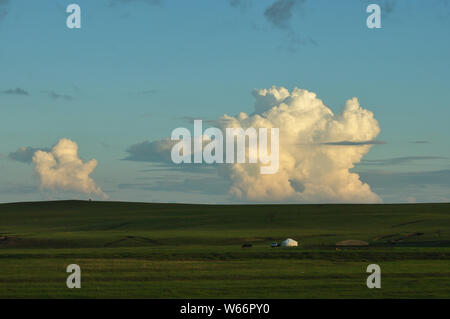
<box><xmin>0</xmin><ymin>201</ymin><xmax>449</xmax><ymax>298</ymax></box>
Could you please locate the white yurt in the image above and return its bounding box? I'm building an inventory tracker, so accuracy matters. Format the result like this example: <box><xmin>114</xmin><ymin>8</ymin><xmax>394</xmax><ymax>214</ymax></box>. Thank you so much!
<box><xmin>281</xmin><ymin>238</ymin><xmax>298</xmax><ymax>247</ymax></box>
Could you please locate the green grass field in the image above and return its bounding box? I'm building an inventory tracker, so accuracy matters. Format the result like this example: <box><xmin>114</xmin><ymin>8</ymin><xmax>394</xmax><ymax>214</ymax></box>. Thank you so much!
<box><xmin>0</xmin><ymin>201</ymin><xmax>449</xmax><ymax>298</ymax></box>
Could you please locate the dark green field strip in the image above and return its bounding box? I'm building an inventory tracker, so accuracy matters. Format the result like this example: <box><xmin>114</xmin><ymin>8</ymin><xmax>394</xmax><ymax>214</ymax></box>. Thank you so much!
<box><xmin>1</xmin><ymin>258</ymin><xmax>449</xmax><ymax>298</ymax></box>
<box><xmin>2</xmin><ymin>232</ymin><xmax>449</xmax><ymax>248</ymax></box>
<box><xmin>1</xmin><ymin>201</ymin><xmax>449</xmax><ymax>233</ymax></box>
<box><xmin>0</xmin><ymin>249</ymin><xmax>449</xmax><ymax>261</ymax></box>
<box><xmin>2</xmin><ymin>273</ymin><xmax>450</xmax><ymax>284</ymax></box>
<box><xmin>1</xmin><ymin>277</ymin><xmax>449</xmax><ymax>299</ymax></box>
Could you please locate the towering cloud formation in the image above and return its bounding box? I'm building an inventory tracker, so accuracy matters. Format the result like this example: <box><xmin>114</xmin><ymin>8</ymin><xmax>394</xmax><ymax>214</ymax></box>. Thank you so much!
<box><xmin>216</xmin><ymin>86</ymin><xmax>382</xmax><ymax>203</ymax></box>
<box><xmin>32</xmin><ymin>139</ymin><xmax>106</xmax><ymax>198</ymax></box>
<box><xmin>125</xmin><ymin>86</ymin><xmax>382</xmax><ymax>203</ymax></box>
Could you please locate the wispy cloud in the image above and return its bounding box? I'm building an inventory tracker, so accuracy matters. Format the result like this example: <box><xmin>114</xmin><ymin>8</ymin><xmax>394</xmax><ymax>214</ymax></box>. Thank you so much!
<box><xmin>322</xmin><ymin>140</ymin><xmax>386</xmax><ymax>146</ymax></box>
<box><xmin>124</xmin><ymin>139</ymin><xmax>175</xmax><ymax>163</ymax></box>
<box><xmin>360</xmin><ymin>169</ymin><xmax>450</xmax><ymax>188</ymax></box>
<box><xmin>411</xmin><ymin>140</ymin><xmax>431</xmax><ymax>144</ymax></box>
<box><xmin>118</xmin><ymin>176</ymin><xmax>230</xmax><ymax>195</ymax></box>
<box><xmin>360</xmin><ymin>156</ymin><xmax>447</xmax><ymax>166</ymax></box>
<box><xmin>174</xmin><ymin>116</ymin><xmax>223</xmax><ymax>125</ymax></box>
<box><xmin>108</xmin><ymin>0</ymin><xmax>162</xmax><ymax>7</ymax></box>
<box><xmin>2</xmin><ymin>88</ymin><xmax>30</xmax><ymax>96</ymax></box>
<box><xmin>358</xmin><ymin>169</ymin><xmax>450</xmax><ymax>203</ymax></box>
<box><xmin>0</xmin><ymin>184</ymin><xmax>37</xmax><ymax>195</ymax></box>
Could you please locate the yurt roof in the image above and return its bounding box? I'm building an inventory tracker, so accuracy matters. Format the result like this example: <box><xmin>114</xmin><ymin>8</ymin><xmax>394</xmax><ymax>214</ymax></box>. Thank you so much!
<box><xmin>335</xmin><ymin>240</ymin><xmax>369</xmax><ymax>246</ymax></box>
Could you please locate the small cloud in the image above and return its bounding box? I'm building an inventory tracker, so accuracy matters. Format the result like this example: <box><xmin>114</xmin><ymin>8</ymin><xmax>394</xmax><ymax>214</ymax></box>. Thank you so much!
<box><xmin>264</xmin><ymin>0</ymin><xmax>303</xmax><ymax>29</ymax></box>
<box><xmin>230</xmin><ymin>0</ymin><xmax>314</xmax><ymax>50</ymax></box>
<box><xmin>45</xmin><ymin>91</ymin><xmax>75</xmax><ymax>101</ymax></box>
<box><xmin>263</xmin><ymin>0</ymin><xmax>315</xmax><ymax>51</ymax></box>
<box><xmin>412</xmin><ymin>140</ymin><xmax>431</xmax><ymax>144</ymax></box>
<box><xmin>32</xmin><ymin>138</ymin><xmax>107</xmax><ymax>198</ymax></box>
<box><xmin>2</xmin><ymin>88</ymin><xmax>30</xmax><ymax>96</ymax></box>
<box><xmin>8</xmin><ymin>146</ymin><xmax>51</xmax><ymax>163</ymax></box>
<box><xmin>322</xmin><ymin>140</ymin><xmax>386</xmax><ymax>146</ymax></box>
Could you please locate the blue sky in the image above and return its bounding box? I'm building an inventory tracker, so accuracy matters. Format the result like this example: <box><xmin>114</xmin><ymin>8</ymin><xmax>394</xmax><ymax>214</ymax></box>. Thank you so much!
<box><xmin>0</xmin><ymin>0</ymin><xmax>449</xmax><ymax>203</ymax></box>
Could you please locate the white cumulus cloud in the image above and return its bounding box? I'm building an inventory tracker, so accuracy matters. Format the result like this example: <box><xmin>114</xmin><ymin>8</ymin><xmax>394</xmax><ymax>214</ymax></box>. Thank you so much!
<box><xmin>125</xmin><ymin>86</ymin><xmax>382</xmax><ymax>203</ymax></box>
<box><xmin>216</xmin><ymin>86</ymin><xmax>382</xmax><ymax>203</ymax></box>
<box><xmin>32</xmin><ymin>138</ymin><xmax>106</xmax><ymax>198</ymax></box>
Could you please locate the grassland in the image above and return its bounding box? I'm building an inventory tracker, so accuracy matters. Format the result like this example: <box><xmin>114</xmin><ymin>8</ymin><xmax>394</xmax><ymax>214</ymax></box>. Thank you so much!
<box><xmin>0</xmin><ymin>201</ymin><xmax>449</xmax><ymax>298</ymax></box>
